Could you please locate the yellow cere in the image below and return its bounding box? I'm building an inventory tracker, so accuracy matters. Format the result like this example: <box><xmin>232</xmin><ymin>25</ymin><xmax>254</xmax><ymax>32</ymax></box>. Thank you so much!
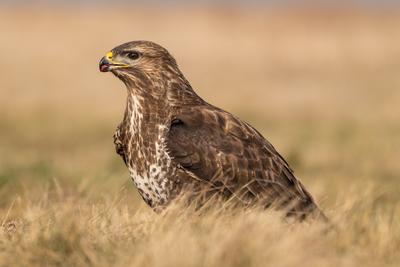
<box><xmin>106</xmin><ymin>51</ymin><xmax>113</xmax><ymax>60</ymax></box>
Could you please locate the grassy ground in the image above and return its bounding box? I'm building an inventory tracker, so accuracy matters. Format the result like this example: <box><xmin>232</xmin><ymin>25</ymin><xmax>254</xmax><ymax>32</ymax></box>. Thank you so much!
<box><xmin>0</xmin><ymin>7</ymin><xmax>399</xmax><ymax>267</ymax></box>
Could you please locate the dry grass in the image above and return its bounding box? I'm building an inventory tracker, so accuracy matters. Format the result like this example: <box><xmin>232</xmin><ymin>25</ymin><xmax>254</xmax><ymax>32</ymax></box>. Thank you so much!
<box><xmin>0</xmin><ymin>7</ymin><xmax>399</xmax><ymax>267</ymax></box>
<box><xmin>0</xmin><ymin>184</ymin><xmax>399</xmax><ymax>267</ymax></box>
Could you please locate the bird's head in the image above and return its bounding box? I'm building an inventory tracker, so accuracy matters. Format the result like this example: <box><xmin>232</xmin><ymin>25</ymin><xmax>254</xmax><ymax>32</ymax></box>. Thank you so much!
<box><xmin>99</xmin><ymin>40</ymin><xmax>202</xmax><ymax>104</ymax></box>
<box><xmin>99</xmin><ymin>40</ymin><xmax>179</xmax><ymax>82</ymax></box>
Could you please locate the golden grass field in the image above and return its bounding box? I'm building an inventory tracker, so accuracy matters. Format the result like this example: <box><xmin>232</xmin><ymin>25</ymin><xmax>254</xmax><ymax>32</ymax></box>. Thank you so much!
<box><xmin>0</xmin><ymin>7</ymin><xmax>399</xmax><ymax>267</ymax></box>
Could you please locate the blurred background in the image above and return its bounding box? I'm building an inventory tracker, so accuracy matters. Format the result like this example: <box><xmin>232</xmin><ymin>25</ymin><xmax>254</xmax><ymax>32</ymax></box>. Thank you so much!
<box><xmin>0</xmin><ymin>0</ymin><xmax>399</xmax><ymax>209</ymax></box>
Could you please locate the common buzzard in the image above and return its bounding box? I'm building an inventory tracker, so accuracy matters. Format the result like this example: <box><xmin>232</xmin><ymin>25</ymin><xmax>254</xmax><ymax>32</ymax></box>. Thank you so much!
<box><xmin>99</xmin><ymin>40</ymin><xmax>324</xmax><ymax>220</ymax></box>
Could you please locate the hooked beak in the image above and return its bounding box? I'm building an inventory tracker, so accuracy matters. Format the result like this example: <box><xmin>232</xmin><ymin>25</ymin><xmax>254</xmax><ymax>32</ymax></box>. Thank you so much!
<box><xmin>99</xmin><ymin>51</ymin><xmax>129</xmax><ymax>72</ymax></box>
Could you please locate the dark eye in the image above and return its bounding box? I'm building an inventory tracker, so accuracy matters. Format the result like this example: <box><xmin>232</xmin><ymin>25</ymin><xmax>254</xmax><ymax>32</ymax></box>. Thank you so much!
<box><xmin>126</xmin><ymin>51</ymin><xmax>140</xmax><ymax>60</ymax></box>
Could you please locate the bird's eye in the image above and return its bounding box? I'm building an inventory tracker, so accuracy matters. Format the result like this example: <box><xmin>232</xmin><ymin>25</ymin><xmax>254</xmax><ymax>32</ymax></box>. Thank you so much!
<box><xmin>126</xmin><ymin>51</ymin><xmax>140</xmax><ymax>60</ymax></box>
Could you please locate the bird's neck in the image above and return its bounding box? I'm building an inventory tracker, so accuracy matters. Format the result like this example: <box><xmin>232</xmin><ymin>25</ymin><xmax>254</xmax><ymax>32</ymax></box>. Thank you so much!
<box><xmin>122</xmin><ymin>73</ymin><xmax>205</xmax><ymax>125</ymax></box>
<box><xmin>123</xmin><ymin>90</ymin><xmax>170</xmax><ymax>131</ymax></box>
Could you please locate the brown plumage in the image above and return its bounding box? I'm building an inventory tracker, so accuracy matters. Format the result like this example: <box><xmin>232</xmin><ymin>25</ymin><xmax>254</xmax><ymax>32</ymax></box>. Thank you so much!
<box><xmin>99</xmin><ymin>40</ymin><xmax>325</xmax><ymax>220</ymax></box>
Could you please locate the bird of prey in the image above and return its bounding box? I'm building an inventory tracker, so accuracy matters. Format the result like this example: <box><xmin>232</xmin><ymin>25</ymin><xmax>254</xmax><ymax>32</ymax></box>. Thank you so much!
<box><xmin>99</xmin><ymin>40</ymin><xmax>324</xmax><ymax>219</ymax></box>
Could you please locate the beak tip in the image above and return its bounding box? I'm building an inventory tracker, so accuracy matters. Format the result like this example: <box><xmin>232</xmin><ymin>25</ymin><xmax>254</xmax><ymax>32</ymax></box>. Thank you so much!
<box><xmin>99</xmin><ymin>56</ymin><xmax>110</xmax><ymax>72</ymax></box>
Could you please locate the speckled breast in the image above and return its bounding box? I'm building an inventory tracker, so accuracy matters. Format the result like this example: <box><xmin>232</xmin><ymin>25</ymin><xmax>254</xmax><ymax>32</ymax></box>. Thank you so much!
<box><xmin>123</xmin><ymin>123</ymin><xmax>177</xmax><ymax>207</ymax></box>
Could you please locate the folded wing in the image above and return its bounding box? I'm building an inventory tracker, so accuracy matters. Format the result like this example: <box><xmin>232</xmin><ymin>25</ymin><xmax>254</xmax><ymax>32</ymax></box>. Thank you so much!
<box><xmin>166</xmin><ymin>105</ymin><xmax>319</xmax><ymax>218</ymax></box>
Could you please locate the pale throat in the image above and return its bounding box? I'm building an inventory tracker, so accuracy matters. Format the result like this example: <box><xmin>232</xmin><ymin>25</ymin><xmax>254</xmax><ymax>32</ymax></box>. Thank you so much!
<box><xmin>122</xmin><ymin>82</ymin><xmax>172</xmax><ymax>143</ymax></box>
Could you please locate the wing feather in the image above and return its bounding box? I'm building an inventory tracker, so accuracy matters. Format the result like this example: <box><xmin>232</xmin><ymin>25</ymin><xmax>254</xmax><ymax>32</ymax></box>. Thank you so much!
<box><xmin>167</xmin><ymin>105</ymin><xmax>319</xmax><ymax>218</ymax></box>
